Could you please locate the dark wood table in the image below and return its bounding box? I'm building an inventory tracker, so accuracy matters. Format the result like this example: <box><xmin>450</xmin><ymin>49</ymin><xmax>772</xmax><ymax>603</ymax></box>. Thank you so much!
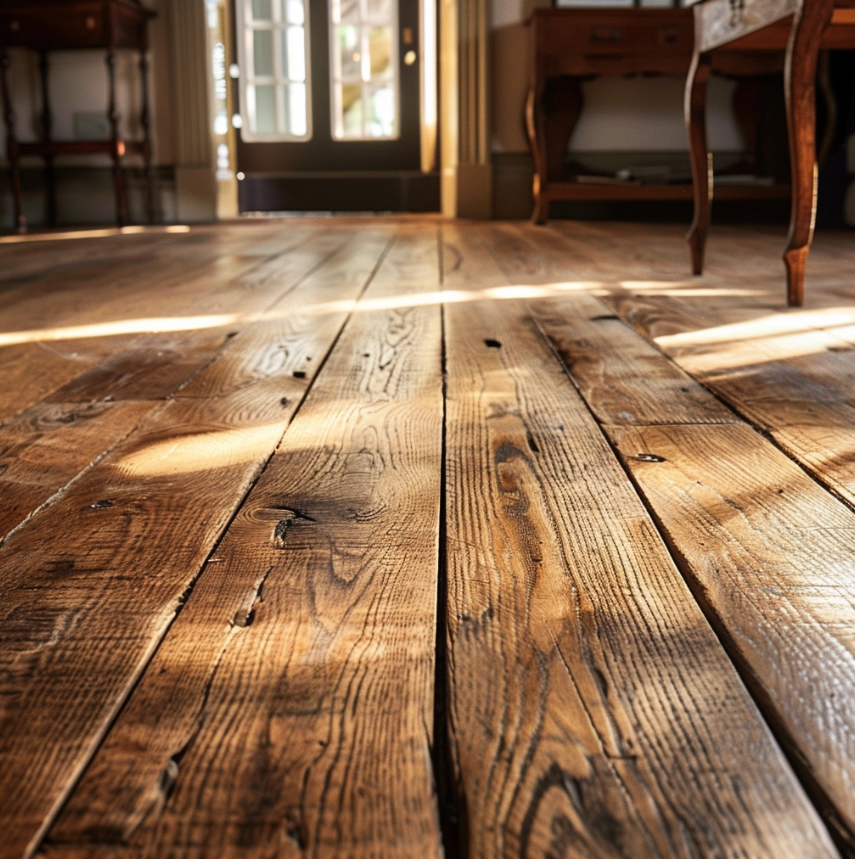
<box><xmin>0</xmin><ymin>0</ymin><xmax>155</xmax><ymax>231</ymax></box>
<box><xmin>686</xmin><ymin>0</ymin><xmax>855</xmax><ymax>305</ymax></box>
<box><xmin>525</xmin><ymin>8</ymin><xmax>791</xmax><ymax>225</ymax></box>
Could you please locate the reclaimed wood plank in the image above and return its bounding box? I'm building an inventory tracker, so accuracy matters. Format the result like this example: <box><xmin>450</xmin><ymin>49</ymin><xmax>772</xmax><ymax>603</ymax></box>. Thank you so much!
<box><xmin>531</xmin><ymin>280</ymin><xmax>855</xmax><ymax>851</ymax></box>
<box><xmin>605</xmin><ymin>292</ymin><xmax>855</xmax><ymax>509</ymax></box>
<box><xmin>176</xmin><ymin>227</ymin><xmax>394</xmax><ymax>400</ymax></box>
<box><xmin>42</xmin><ymin>226</ymin><xmax>444</xmax><ymax>859</ymax></box>
<box><xmin>531</xmin><ymin>292</ymin><xmax>736</xmax><ymax>425</ymax></box>
<box><xmin>610</xmin><ymin>423</ymin><xmax>855</xmax><ymax>854</ymax></box>
<box><xmin>441</xmin><ymin>225</ymin><xmax>838</xmax><ymax>859</ymax></box>
<box><xmin>0</xmin><ymin>399</ymin><xmax>155</xmax><ymax>543</ymax></box>
<box><xmin>44</xmin><ymin>228</ymin><xmax>351</xmax><ymax>403</ymax></box>
<box><xmin>0</xmin><ymin>224</ymin><xmax>329</xmax><ymax>421</ymax></box>
<box><xmin>0</xmin><ymin>230</ymin><xmax>393</xmax><ymax>859</ymax></box>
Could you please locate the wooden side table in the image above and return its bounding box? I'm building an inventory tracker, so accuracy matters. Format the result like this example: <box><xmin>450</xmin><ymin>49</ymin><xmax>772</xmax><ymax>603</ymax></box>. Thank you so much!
<box><xmin>0</xmin><ymin>0</ymin><xmax>156</xmax><ymax>231</ymax></box>
<box><xmin>525</xmin><ymin>8</ymin><xmax>790</xmax><ymax>225</ymax></box>
<box><xmin>686</xmin><ymin>0</ymin><xmax>855</xmax><ymax>305</ymax></box>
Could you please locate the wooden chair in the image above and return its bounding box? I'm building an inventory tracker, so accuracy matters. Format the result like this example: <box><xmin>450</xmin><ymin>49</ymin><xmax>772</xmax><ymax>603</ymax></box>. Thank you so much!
<box><xmin>686</xmin><ymin>0</ymin><xmax>855</xmax><ymax>306</ymax></box>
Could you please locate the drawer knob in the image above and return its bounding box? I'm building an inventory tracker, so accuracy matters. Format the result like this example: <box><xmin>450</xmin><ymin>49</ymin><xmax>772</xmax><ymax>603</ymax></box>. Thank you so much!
<box><xmin>10</xmin><ymin>19</ymin><xmax>19</xmax><ymax>31</ymax></box>
<box><xmin>590</xmin><ymin>28</ymin><xmax>621</xmax><ymax>43</ymax></box>
<box><xmin>85</xmin><ymin>15</ymin><xmax>97</xmax><ymax>29</ymax></box>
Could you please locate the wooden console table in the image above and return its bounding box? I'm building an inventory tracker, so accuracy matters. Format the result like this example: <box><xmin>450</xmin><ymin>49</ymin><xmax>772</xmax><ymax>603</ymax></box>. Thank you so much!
<box><xmin>526</xmin><ymin>7</ymin><xmax>790</xmax><ymax>224</ymax></box>
<box><xmin>0</xmin><ymin>0</ymin><xmax>155</xmax><ymax>231</ymax></box>
<box><xmin>686</xmin><ymin>0</ymin><xmax>855</xmax><ymax>305</ymax></box>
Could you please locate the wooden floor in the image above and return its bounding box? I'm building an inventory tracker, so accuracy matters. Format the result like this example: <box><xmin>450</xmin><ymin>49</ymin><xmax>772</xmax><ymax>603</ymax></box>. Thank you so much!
<box><xmin>2</xmin><ymin>217</ymin><xmax>855</xmax><ymax>859</ymax></box>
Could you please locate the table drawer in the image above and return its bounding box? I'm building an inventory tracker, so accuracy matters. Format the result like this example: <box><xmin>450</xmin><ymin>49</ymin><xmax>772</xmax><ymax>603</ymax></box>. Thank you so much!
<box><xmin>0</xmin><ymin>4</ymin><xmax>107</xmax><ymax>49</ymax></box>
<box><xmin>538</xmin><ymin>16</ymin><xmax>694</xmax><ymax>57</ymax></box>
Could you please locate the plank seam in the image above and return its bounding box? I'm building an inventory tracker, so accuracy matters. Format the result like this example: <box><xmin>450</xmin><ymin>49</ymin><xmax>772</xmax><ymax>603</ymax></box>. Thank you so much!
<box><xmin>433</xmin><ymin>299</ymin><xmax>470</xmax><ymax>859</ymax></box>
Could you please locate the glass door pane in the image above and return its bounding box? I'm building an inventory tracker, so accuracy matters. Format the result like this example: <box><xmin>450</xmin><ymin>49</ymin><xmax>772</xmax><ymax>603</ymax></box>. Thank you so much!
<box><xmin>237</xmin><ymin>0</ymin><xmax>312</xmax><ymax>139</ymax></box>
<box><xmin>329</xmin><ymin>0</ymin><xmax>398</xmax><ymax>139</ymax></box>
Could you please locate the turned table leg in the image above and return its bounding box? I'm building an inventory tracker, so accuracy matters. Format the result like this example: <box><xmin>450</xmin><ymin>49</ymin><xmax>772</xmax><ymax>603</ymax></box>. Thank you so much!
<box><xmin>106</xmin><ymin>48</ymin><xmax>127</xmax><ymax>227</ymax></box>
<box><xmin>0</xmin><ymin>48</ymin><xmax>25</xmax><ymax>232</ymax></box>
<box><xmin>139</xmin><ymin>37</ymin><xmax>155</xmax><ymax>224</ymax></box>
<box><xmin>783</xmin><ymin>0</ymin><xmax>833</xmax><ymax>306</ymax></box>
<box><xmin>685</xmin><ymin>46</ymin><xmax>712</xmax><ymax>276</ymax></box>
<box><xmin>526</xmin><ymin>77</ymin><xmax>583</xmax><ymax>225</ymax></box>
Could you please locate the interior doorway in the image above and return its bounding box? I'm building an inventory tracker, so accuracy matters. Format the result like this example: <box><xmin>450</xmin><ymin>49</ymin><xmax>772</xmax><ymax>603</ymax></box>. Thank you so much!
<box><xmin>231</xmin><ymin>0</ymin><xmax>439</xmax><ymax>212</ymax></box>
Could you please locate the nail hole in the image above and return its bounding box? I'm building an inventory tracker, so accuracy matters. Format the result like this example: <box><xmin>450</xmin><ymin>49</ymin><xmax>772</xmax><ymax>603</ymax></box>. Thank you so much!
<box><xmin>633</xmin><ymin>453</ymin><xmax>665</xmax><ymax>463</ymax></box>
<box><xmin>484</xmin><ymin>339</ymin><xmax>501</xmax><ymax>349</ymax></box>
<box><xmin>293</xmin><ymin>371</ymin><xmax>306</xmax><ymax>379</ymax></box>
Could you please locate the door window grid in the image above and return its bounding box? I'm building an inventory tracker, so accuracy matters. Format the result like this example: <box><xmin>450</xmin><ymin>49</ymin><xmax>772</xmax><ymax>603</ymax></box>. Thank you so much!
<box><xmin>329</xmin><ymin>0</ymin><xmax>399</xmax><ymax>139</ymax></box>
<box><xmin>238</xmin><ymin>0</ymin><xmax>311</xmax><ymax>140</ymax></box>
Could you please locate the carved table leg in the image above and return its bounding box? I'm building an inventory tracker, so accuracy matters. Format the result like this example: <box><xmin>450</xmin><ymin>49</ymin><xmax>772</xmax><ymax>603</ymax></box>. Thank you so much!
<box><xmin>39</xmin><ymin>51</ymin><xmax>57</xmax><ymax>227</ymax></box>
<box><xmin>106</xmin><ymin>48</ymin><xmax>127</xmax><ymax>227</ymax></box>
<box><xmin>140</xmin><ymin>39</ymin><xmax>155</xmax><ymax>224</ymax></box>
<box><xmin>783</xmin><ymin>0</ymin><xmax>833</xmax><ymax>306</ymax></box>
<box><xmin>527</xmin><ymin>77</ymin><xmax>583</xmax><ymax>225</ymax></box>
<box><xmin>0</xmin><ymin>48</ymin><xmax>25</xmax><ymax>232</ymax></box>
<box><xmin>526</xmin><ymin>85</ymin><xmax>548</xmax><ymax>224</ymax></box>
<box><xmin>685</xmin><ymin>46</ymin><xmax>712</xmax><ymax>276</ymax></box>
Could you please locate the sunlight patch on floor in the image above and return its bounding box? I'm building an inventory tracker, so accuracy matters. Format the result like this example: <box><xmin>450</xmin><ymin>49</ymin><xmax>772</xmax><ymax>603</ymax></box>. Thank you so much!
<box><xmin>115</xmin><ymin>423</ymin><xmax>285</xmax><ymax>477</ymax></box>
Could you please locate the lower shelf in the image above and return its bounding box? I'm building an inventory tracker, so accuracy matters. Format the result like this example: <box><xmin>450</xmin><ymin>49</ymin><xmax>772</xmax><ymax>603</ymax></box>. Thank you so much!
<box><xmin>540</xmin><ymin>181</ymin><xmax>792</xmax><ymax>202</ymax></box>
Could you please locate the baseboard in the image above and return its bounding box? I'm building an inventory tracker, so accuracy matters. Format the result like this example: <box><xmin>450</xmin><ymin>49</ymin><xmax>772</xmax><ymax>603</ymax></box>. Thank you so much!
<box><xmin>239</xmin><ymin>172</ymin><xmax>441</xmax><ymax>214</ymax></box>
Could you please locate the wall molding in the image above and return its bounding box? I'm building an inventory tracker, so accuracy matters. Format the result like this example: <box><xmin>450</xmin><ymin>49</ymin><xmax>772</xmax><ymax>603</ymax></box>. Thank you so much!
<box><xmin>168</xmin><ymin>0</ymin><xmax>217</xmax><ymax>222</ymax></box>
<box><xmin>440</xmin><ymin>0</ymin><xmax>492</xmax><ymax>217</ymax></box>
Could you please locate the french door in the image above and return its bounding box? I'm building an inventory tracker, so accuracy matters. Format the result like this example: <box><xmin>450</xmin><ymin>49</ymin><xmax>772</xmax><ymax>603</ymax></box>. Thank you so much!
<box><xmin>233</xmin><ymin>0</ymin><xmax>438</xmax><ymax>211</ymax></box>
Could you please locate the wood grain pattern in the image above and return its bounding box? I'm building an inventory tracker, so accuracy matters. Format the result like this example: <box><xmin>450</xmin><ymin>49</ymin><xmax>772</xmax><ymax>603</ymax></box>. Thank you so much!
<box><xmin>42</xmin><ymin>227</ymin><xmax>445</xmax><ymax>859</ymax></box>
<box><xmin>0</xmin><ymin>399</ymin><xmax>154</xmax><ymax>542</ymax></box>
<box><xmin>441</xmin><ymin>226</ymin><xmax>835</xmax><ymax>859</ymax></box>
<box><xmin>0</xmin><ymin>230</ymin><xmax>392</xmax><ymax>859</ymax></box>
<box><xmin>605</xmin><ymin>291</ymin><xmax>855</xmax><ymax>508</ymax></box>
<box><xmin>531</xmin><ymin>292</ymin><xmax>736</xmax><ymax>425</ymax></box>
<box><xmin>44</xmin><ymin>227</ymin><xmax>349</xmax><ymax>403</ymax></box>
<box><xmin>0</xmin><ymin>225</ymin><xmax>327</xmax><ymax>420</ymax></box>
<box><xmin>610</xmin><ymin>423</ymin><xmax>855</xmax><ymax>853</ymax></box>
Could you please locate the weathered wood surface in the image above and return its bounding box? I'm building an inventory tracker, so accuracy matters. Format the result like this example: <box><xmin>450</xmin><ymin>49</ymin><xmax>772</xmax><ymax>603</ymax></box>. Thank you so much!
<box><xmin>610</xmin><ymin>423</ymin><xmax>855</xmax><ymax>852</ymax></box>
<box><xmin>5</xmin><ymin>219</ymin><xmax>855</xmax><ymax>858</ymax></box>
<box><xmin>441</xmin><ymin>226</ymin><xmax>835</xmax><ymax>859</ymax></box>
<box><xmin>531</xmin><ymin>292</ymin><xmax>736</xmax><ymax>425</ymax></box>
<box><xmin>44</xmin><ymin>227</ymin><xmax>349</xmax><ymax>403</ymax></box>
<box><xmin>0</xmin><ymin>229</ymin><xmax>393</xmax><ymax>859</ymax></box>
<box><xmin>0</xmin><ymin>399</ymin><xmax>154</xmax><ymax>542</ymax></box>
<box><xmin>487</xmin><ymin>219</ymin><xmax>855</xmax><ymax>514</ymax></box>
<box><xmin>532</xmin><ymin>285</ymin><xmax>855</xmax><ymax>852</ymax></box>
<box><xmin>605</xmin><ymin>291</ymin><xmax>855</xmax><ymax>509</ymax></box>
<box><xmin>0</xmin><ymin>224</ymin><xmax>327</xmax><ymax>420</ymax></box>
<box><xmin>41</xmin><ymin>226</ymin><xmax>445</xmax><ymax>859</ymax></box>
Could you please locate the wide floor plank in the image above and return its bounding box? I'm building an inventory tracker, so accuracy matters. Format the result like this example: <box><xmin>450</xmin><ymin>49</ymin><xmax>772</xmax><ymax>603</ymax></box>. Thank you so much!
<box><xmin>0</xmin><ymin>229</ymin><xmax>393</xmax><ymax>859</ymax></box>
<box><xmin>42</xmin><ymin>226</ymin><xmax>445</xmax><ymax>859</ymax></box>
<box><xmin>441</xmin><ymin>226</ymin><xmax>835</xmax><ymax>858</ymax></box>
<box><xmin>610</xmin><ymin>423</ymin><xmax>855</xmax><ymax>851</ymax></box>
